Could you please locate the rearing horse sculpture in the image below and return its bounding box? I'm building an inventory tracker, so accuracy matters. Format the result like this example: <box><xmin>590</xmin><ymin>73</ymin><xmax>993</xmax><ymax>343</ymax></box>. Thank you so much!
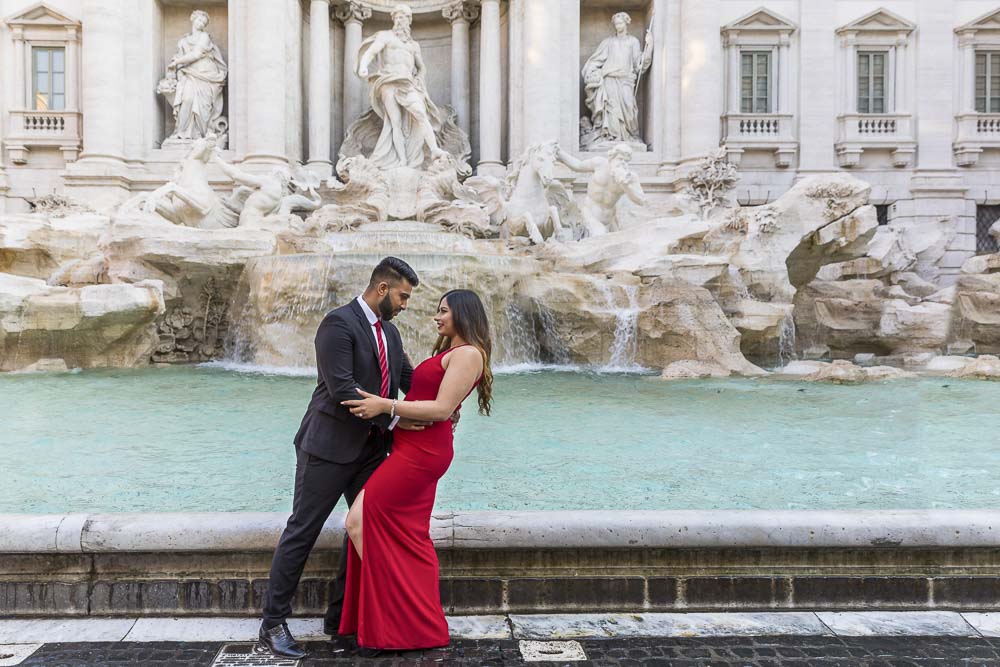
<box><xmin>466</xmin><ymin>141</ymin><xmax>575</xmax><ymax>245</ymax></box>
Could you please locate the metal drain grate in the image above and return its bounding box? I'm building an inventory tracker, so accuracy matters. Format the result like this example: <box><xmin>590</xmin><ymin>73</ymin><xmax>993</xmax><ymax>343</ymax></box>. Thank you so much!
<box><xmin>519</xmin><ymin>640</ymin><xmax>588</xmax><ymax>662</ymax></box>
<box><xmin>0</xmin><ymin>645</ymin><xmax>42</xmax><ymax>667</ymax></box>
<box><xmin>210</xmin><ymin>643</ymin><xmax>300</xmax><ymax>667</ymax></box>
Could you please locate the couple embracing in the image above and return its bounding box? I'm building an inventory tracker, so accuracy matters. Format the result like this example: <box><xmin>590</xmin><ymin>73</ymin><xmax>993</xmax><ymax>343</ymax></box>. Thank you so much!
<box><xmin>258</xmin><ymin>257</ymin><xmax>493</xmax><ymax>658</ymax></box>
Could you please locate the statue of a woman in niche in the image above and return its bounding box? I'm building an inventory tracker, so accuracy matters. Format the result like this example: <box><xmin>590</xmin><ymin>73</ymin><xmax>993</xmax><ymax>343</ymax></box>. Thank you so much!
<box><xmin>580</xmin><ymin>12</ymin><xmax>652</xmax><ymax>150</ymax></box>
<box><xmin>157</xmin><ymin>10</ymin><xmax>228</xmax><ymax>147</ymax></box>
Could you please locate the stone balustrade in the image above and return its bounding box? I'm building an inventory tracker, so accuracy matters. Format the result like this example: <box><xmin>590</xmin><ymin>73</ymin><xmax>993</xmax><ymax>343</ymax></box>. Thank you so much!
<box><xmin>835</xmin><ymin>113</ymin><xmax>916</xmax><ymax>168</ymax></box>
<box><xmin>954</xmin><ymin>112</ymin><xmax>1000</xmax><ymax>166</ymax></box>
<box><xmin>5</xmin><ymin>110</ymin><xmax>82</xmax><ymax>164</ymax></box>
<box><xmin>721</xmin><ymin>113</ymin><xmax>797</xmax><ymax>168</ymax></box>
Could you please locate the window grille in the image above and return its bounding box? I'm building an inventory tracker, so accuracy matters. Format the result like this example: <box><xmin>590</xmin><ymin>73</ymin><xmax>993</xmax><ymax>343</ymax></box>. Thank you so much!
<box><xmin>977</xmin><ymin>205</ymin><xmax>1000</xmax><ymax>254</ymax></box>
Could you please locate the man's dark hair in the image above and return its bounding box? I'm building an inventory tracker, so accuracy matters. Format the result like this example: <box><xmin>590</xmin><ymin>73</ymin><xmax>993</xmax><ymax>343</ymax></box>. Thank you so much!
<box><xmin>369</xmin><ymin>256</ymin><xmax>419</xmax><ymax>288</ymax></box>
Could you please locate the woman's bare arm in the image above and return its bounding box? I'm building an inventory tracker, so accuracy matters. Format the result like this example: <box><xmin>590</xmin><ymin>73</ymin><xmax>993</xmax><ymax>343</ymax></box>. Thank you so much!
<box><xmin>343</xmin><ymin>346</ymin><xmax>482</xmax><ymax>422</ymax></box>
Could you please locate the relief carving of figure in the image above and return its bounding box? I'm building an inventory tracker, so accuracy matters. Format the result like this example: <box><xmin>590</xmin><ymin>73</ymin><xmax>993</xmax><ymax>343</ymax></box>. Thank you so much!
<box><xmin>355</xmin><ymin>4</ymin><xmax>450</xmax><ymax>169</ymax></box>
<box><xmin>157</xmin><ymin>10</ymin><xmax>228</xmax><ymax>145</ymax></box>
<box><xmin>581</xmin><ymin>12</ymin><xmax>652</xmax><ymax>149</ymax></box>
<box><xmin>555</xmin><ymin>143</ymin><xmax>646</xmax><ymax>237</ymax></box>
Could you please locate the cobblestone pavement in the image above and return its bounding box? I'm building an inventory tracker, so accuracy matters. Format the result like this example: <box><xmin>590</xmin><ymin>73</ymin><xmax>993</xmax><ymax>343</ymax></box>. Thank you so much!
<box><xmin>13</xmin><ymin>635</ymin><xmax>1000</xmax><ymax>666</ymax></box>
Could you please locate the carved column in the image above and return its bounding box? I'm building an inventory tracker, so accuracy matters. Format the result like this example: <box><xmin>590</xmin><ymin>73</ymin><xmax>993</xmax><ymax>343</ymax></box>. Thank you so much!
<box><xmin>843</xmin><ymin>33</ymin><xmax>857</xmax><ymax>114</ymax></box>
<box><xmin>478</xmin><ymin>0</ymin><xmax>503</xmax><ymax>175</ymax></box>
<box><xmin>246</xmin><ymin>0</ymin><xmax>287</xmax><ymax>164</ymax></box>
<box><xmin>65</xmin><ymin>26</ymin><xmax>79</xmax><ymax>111</ymax></box>
<box><xmin>657</xmin><ymin>0</ymin><xmax>681</xmax><ymax>172</ymax></box>
<box><xmin>337</xmin><ymin>1</ymin><xmax>371</xmax><ymax>132</ymax></box>
<box><xmin>444</xmin><ymin>1</ymin><xmax>478</xmax><ymax>136</ymax></box>
<box><xmin>777</xmin><ymin>34</ymin><xmax>790</xmax><ymax>114</ymax></box>
<box><xmin>893</xmin><ymin>32</ymin><xmax>907</xmax><ymax>113</ymax></box>
<box><xmin>679</xmin><ymin>0</ymin><xmax>722</xmax><ymax>164</ymax></box>
<box><xmin>959</xmin><ymin>31</ymin><xmax>976</xmax><ymax>113</ymax></box>
<box><xmin>78</xmin><ymin>0</ymin><xmax>126</xmax><ymax>164</ymax></box>
<box><xmin>308</xmin><ymin>0</ymin><xmax>333</xmax><ymax>176</ymax></box>
<box><xmin>726</xmin><ymin>33</ymin><xmax>740</xmax><ymax>114</ymax></box>
<box><xmin>11</xmin><ymin>26</ymin><xmax>26</xmax><ymax>108</ymax></box>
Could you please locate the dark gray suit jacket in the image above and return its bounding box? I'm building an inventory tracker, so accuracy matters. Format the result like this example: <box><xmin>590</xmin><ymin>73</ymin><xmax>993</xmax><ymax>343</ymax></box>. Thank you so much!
<box><xmin>293</xmin><ymin>299</ymin><xmax>413</xmax><ymax>463</ymax></box>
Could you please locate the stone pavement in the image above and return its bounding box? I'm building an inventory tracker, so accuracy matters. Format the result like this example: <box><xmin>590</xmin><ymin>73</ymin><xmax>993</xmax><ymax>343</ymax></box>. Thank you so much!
<box><xmin>4</xmin><ymin>612</ymin><xmax>1000</xmax><ymax>666</ymax></box>
<box><xmin>9</xmin><ymin>636</ymin><xmax>1000</xmax><ymax>665</ymax></box>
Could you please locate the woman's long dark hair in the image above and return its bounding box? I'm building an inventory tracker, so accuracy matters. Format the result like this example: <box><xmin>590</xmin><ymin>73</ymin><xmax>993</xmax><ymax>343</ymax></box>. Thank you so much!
<box><xmin>432</xmin><ymin>289</ymin><xmax>493</xmax><ymax>416</ymax></box>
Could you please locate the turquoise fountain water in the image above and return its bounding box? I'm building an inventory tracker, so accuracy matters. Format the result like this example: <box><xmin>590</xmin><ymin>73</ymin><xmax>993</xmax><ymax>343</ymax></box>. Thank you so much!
<box><xmin>2</xmin><ymin>366</ymin><xmax>998</xmax><ymax>513</ymax></box>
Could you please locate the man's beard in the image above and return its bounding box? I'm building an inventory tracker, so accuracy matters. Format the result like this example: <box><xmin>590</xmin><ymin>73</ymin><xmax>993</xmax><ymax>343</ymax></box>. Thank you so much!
<box><xmin>378</xmin><ymin>293</ymin><xmax>397</xmax><ymax>321</ymax></box>
<box><xmin>393</xmin><ymin>23</ymin><xmax>411</xmax><ymax>40</ymax></box>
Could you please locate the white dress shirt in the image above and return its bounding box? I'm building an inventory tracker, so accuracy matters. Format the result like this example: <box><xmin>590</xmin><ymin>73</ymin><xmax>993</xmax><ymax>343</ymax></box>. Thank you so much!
<box><xmin>356</xmin><ymin>296</ymin><xmax>399</xmax><ymax>430</ymax></box>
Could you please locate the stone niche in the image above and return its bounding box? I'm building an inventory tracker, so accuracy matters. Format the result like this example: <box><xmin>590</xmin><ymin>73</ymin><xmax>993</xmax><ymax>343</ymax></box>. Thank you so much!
<box><xmin>153</xmin><ymin>0</ymin><xmax>230</xmax><ymax>148</ymax></box>
<box><xmin>355</xmin><ymin>11</ymin><xmax>454</xmax><ymax>124</ymax></box>
<box><xmin>578</xmin><ymin>0</ymin><xmax>653</xmax><ymax>151</ymax></box>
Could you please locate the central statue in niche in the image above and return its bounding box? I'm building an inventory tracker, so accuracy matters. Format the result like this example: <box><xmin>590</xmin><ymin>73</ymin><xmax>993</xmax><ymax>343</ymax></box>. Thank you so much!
<box><xmin>356</xmin><ymin>4</ymin><xmax>451</xmax><ymax>169</ymax></box>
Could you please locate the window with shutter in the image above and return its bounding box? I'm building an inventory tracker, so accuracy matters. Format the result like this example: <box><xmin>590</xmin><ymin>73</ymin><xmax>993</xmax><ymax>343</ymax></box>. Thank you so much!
<box><xmin>740</xmin><ymin>51</ymin><xmax>771</xmax><ymax>114</ymax></box>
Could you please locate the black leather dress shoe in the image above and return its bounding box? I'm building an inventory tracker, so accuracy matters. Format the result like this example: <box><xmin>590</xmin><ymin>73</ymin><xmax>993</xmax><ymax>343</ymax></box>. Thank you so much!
<box><xmin>357</xmin><ymin>646</ymin><xmax>383</xmax><ymax>658</ymax></box>
<box><xmin>258</xmin><ymin>622</ymin><xmax>308</xmax><ymax>659</ymax></box>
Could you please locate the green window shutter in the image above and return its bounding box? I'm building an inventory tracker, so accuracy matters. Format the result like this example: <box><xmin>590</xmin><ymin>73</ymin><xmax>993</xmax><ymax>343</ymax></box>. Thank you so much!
<box><xmin>977</xmin><ymin>52</ymin><xmax>987</xmax><ymax>113</ymax></box>
<box><xmin>740</xmin><ymin>52</ymin><xmax>753</xmax><ymax>113</ymax></box>
<box><xmin>858</xmin><ymin>53</ymin><xmax>870</xmax><ymax>113</ymax></box>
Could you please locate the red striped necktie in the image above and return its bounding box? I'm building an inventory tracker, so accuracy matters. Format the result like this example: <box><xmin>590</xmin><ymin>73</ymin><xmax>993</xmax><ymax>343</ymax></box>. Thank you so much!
<box><xmin>374</xmin><ymin>320</ymin><xmax>389</xmax><ymax>398</ymax></box>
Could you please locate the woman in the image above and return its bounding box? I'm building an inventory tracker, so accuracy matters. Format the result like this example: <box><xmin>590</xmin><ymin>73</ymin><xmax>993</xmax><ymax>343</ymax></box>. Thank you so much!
<box><xmin>339</xmin><ymin>289</ymin><xmax>493</xmax><ymax>652</ymax></box>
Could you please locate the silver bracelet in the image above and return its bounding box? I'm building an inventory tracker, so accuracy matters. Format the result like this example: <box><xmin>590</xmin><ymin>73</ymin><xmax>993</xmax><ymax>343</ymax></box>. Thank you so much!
<box><xmin>390</xmin><ymin>399</ymin><xmax>397</xmax><ymax>419</ymax></box>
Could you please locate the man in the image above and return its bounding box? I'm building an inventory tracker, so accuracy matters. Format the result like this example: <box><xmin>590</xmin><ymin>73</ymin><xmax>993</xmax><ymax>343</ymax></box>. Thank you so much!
<box><xmin>356</xmin><ymin>4</ymin><xmax>450</xmax><ymax>169</ymax></box>
<box><xmin>555</xmin><ymin>143</ymin><xmax>647</xmax><ymax>236</ymax></box>
<box><xmin>259</xmin><ymin>257</ymin><xmax>426</xmax><ymax>659</ymax></box>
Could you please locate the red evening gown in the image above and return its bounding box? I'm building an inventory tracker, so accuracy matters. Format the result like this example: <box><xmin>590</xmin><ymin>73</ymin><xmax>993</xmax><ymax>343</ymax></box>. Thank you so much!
<box><xmin>339</xmin><ymin>345</ymin><xmax>479</xmax><ymax>650</ymax></box>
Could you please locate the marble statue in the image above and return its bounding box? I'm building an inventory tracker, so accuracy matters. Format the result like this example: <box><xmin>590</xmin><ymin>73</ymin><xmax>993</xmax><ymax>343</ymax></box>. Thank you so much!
<box><xmin>211</xmin><ymin>157</ymin><xmax>321</xmax><ymax>228</ymax></box>
<box><xmin>417</xmin><ymin>152</ymin><xmax>493</xmax><ymax>238</ymax></box>
<box><xmin>685</xmin><ymin>149</ymin><xmax>739</xmax><ymax>217</ymax></box>
<box><xmin>581</xmin><ymin>12</ymin><xmax>652</xmax><ymax>150</ymax></box>
<box><xmin>355</xmin><ymin>4</ymin><xmax>450</xmax><ymax>169</ymax></box>
<box><xmin>123</xmin><ymin>134</ymin><xmax>318</xmax><ymax>229</ymax></box>
<box><xmin>136</xmin><ymin>134</ymin><xmax>234</xmax><ymax>229</ymax></box>
<box><xmin>157</xmin><ymin>10</ymin><xmax>229</xmax><ymax>146</ymax></box>
<box><xmin>555</xmin><ymin>143</ymin><xmax>646</xmax><ymax>236</ymax></box>
<box><xmin>308</xmin><ymin>156</ymin><xmax>391</xmax><ymax>232</ymax></box>
<box><xmin>467</xmin><ymin>141</ymin><xmax>576</xmax><ymax>245</ymax></box>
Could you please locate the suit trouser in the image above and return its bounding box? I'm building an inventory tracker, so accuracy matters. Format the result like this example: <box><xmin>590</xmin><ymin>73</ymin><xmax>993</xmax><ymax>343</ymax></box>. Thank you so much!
<box><xmin>262</xmin><ymin>436</ymin><xmax>387</xmax><ymax>629</ymax></box>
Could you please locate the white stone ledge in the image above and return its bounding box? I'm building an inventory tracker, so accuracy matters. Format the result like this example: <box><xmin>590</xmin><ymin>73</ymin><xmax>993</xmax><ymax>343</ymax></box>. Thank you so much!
<box><xmin>1</xmin><ymin>510</ymin><xmax>999</xmax><ymax>554</ymax></box>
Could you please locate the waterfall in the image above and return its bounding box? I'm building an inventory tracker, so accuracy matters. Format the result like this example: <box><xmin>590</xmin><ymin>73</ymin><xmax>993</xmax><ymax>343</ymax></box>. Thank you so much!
<box><xmin>595</xmin><ymin>281</ymin><xmax>642</xmax><ymax>372</ymax></box>
<box><xmin>495</xmin><ymin>300</ymin><xmax>572</xmax><ymax>372</ymax></box>
<box><xmin>778</xmin><ymin>310</ymin><xmax>797</xmax><ymax>367</ymax></box>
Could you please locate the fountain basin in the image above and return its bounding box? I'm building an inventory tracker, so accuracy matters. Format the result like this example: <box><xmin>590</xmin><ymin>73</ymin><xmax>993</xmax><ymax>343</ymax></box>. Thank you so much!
<box><xmin>3</xmin><ymin>509</ymin><xmax>1000</xmax><ymax>616</ymax></box>
<box><xmin>3</xmin><ymin>366</ymin><xmax>999</xmax><ymax>513</ymax></box>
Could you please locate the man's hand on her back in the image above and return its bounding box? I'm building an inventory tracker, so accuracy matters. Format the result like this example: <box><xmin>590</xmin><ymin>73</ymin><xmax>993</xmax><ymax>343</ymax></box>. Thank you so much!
<box><xmin>397</xmin><ymin>418</ymin><xmax>432</xmax><ymax>431</ymax></box>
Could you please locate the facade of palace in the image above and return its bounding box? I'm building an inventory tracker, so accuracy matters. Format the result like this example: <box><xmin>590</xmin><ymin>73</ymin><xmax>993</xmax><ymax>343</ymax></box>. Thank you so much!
<box><xmin>3</xmin><ymin>0</ymin><xmax>1000</xmax><ymax>277</ymax></box>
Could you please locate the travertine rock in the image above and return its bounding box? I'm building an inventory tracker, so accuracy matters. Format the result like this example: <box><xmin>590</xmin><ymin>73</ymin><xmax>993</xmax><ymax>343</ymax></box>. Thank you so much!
<box><xmin>949</xmin><ymin>355</ymin><xmax>1000</xmax><ymax>380</ymax></box>
<box><xmin>0</xmin><ymin>273</ymin><xmax>164</xmax><ymax>372</ymax></box>
<box><xmin>660</xmin><ymin>360</ymin><xmax>737</xmax><ymax>380</ymax></box>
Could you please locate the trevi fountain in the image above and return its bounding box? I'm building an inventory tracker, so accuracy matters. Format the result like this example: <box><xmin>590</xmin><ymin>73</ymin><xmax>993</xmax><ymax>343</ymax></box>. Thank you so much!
<box><xmin>0</xmin><ymin>0</ymin><xmax>999</xmax><ymax>508</ymax></box>
<box><xmin>6</xmin><ymin>1</ymin><xmax>1000</xmax><ymax>627</ymax></box>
